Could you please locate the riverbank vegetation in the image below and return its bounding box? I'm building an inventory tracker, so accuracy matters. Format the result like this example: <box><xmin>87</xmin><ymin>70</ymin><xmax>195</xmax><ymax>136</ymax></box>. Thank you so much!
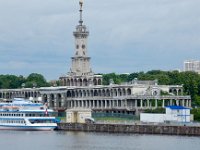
<box><xmin>0</xmin><ymin>73</ymin><xmax>50</xmax><ymax>89</ymax></box>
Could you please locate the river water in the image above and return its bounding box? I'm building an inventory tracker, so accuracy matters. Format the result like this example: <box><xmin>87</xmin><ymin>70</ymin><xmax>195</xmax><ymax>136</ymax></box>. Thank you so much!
<box><xmin>0</xmin><ymin>131</ymin><xmax>200</xmax><ymax>150</ymax></box>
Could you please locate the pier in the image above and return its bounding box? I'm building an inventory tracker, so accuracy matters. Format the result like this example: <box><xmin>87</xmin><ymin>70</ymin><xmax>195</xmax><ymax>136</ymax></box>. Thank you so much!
<box><xmin>58</xmin><ymin>123</ymin><xmax>200</xmax><ymax>136</ymax></box>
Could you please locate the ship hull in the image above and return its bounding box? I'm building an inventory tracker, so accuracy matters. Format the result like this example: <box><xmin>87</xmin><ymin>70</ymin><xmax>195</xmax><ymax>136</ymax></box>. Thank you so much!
<box><xmin>0</xmin><ymin>125</ymin><xmax>57</xmax><ymax>131</ymax></box>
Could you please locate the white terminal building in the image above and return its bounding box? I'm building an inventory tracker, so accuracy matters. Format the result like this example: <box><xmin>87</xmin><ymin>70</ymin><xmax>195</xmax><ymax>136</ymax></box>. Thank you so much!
<box><xmin>140</xmin><ymin>106</ymin><xmax>191</xmax><ymax>123</ymax></box>
<box><xmin>184</xmin><ymin>60</ymin><xmax>200</xmax><ymax>74</ymax></box>
<box><xmin>0</xmin><ymin>1</ymin><xmax>192</xmax><ymax>115</ymax></box>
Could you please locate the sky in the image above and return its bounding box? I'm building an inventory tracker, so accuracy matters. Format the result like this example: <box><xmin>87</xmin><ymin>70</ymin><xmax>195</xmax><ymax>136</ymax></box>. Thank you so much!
<box><xmin>0</xmin><ymin>0</ymin><xmax>200</xmax><ymax>80</ymax></box>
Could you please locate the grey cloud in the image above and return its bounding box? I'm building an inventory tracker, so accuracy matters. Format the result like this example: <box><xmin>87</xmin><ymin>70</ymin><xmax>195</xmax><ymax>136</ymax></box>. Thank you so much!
<box><xmin>0</xmin><ymin>0</ymin><xmax>200</xmax><ymax>79</ymax></box>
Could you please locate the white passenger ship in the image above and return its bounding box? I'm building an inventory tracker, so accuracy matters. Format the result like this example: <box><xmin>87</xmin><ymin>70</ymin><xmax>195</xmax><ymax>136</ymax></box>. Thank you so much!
<box><xmin>0</xmin><ymin>98</ymin><xmax>58</xmax><ymax>131</ymax></box>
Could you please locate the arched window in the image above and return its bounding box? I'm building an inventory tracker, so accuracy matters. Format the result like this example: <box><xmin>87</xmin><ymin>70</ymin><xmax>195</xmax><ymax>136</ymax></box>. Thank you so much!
<box><xmin>127</xmin><ymin>88</ymin><xmax>131</xmax><ymax>95</ymax></box>
<box><xmin>93</xmin><ymin>78</ymin><xmax>97</xmax><ymax>85</ymax></box>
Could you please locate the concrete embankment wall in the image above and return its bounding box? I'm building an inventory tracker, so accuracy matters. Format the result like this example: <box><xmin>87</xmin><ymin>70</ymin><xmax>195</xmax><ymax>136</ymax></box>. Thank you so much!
<box><xmin>58</xmin><ymin>123</ymin><xmax>200</xmax><ymax>136</ymax></box>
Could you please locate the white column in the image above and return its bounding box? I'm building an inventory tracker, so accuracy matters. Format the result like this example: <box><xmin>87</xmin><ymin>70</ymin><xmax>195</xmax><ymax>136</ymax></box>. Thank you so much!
<box><xmin>186</xmin><ymin>100</ymin><xmax>189</xmax><ymax>107</ymax></box>
<box><xmin>47</xmin><ymin>94</ymin><xmax>50</xmax><ymax>107</ymax></box>
<box><xmin>176</xmin><ymin>100</ymin><xmax>179</xmax><ymax>106</ymax></box>
<box><xmin>147</xmin><ymin>99</ymin><xmax>150</xmax><ymax>108</ymax></box>
<box><xmin>170</xmin><ymin>99</ymin><xmax>173</xmax><ymax>106</ymax></box>
<box><xmin>61</xmin><ymin>94</ymin><xmax>65</xmax><ymax>107</ymax></box>
<box><xmin>140</xmin><ymin>99</ymin><xmax>143</xmax><ymax>108</ymax></box>
<box><xmin>162</xmin><ymin>99</ymin><xmax>165</xmax><ymax>108</ymax></box>
<box><xmin>135</xmin><ymin>100</ymin><xmax>137</xmax><ymax>108</ymax></box>
<box><xmin>70</xmin><ymin>101</ymin><xmax>72</xmax><ymax>108</ymax></box>
<box><xmin>189</xmin><ymin>100</ymin><xmax>191</xmax><ymax>107</ymax></box>
<box><xmin>54</xmin><ymin>94</ymin><xmax>57</xmax><ymax>108</ymax></box>
<box><xmin>155</xmin><ymin>99</ymin><xmax>158</xmax><ymax>108</ymax></box>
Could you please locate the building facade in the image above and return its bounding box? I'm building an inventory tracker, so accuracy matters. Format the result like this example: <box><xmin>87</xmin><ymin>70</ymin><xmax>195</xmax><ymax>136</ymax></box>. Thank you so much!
<box><xmin>0</xmin><ymin>1</ymin><xmax>192</xmax><ymax>115</ymax></box>
<box><xmin>184</xmin><ymin>60</ymin><xmax>200</xmax><ymax>74</ymax></box>
<box><xmin>140</xmin><ymin>106</ymin><xmax>191</xmax><ymax>123</ymax></box>
<box><xmin>0</xmin><ymin>80</ymin><xmax>191</xmax><ymax>115</ymax></box>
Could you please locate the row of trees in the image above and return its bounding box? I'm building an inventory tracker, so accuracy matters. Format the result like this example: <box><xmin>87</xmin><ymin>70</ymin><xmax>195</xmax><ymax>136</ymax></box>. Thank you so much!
<box><xmin>0</xmin><ymin>73</ymin><xmax>50</xmax><ymax>89</ymax></box>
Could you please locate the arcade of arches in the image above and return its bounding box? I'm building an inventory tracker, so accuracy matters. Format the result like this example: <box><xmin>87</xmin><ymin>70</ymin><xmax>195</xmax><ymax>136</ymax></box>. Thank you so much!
<box><xmin>0</xmin><ymin>86</ymin><xmax>191</xmax><ymax>114</ymax></box>
<box><xmin>60</xmin><ymin>76</ymin><xmax>102</xmax><ymax>86</ymax></box>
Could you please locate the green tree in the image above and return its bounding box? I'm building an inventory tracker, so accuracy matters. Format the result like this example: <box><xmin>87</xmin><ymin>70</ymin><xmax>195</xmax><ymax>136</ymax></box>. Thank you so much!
<box><xmin>0</xmin><ymin>75</ymin><xmax>25</xmax><ymax>89</ymax></box>
<box><xmin>25</xmin><ymin>73</ymin><xmax>49</xmax><ymax>88</ymax></box>
<box><xmin>191</xmin><ymin>108</ymin><xmax>200</xmax><ymax>121</ymax></box>
<box><xmin>127</xmin><ymin>73</ymin><xmax>139</xmax><ymax>81</ymax></box>
<box><xmin>102</xmin><ymin>73</ymin><xmax>120</xmax><ymax>85</ymax></box>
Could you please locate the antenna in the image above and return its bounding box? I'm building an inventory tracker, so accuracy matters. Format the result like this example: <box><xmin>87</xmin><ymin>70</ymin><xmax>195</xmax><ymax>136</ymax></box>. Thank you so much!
<box><xmin>79</xmin><ymin>0</ymin><xmax>83</xmax><ymax>25</ymax></box>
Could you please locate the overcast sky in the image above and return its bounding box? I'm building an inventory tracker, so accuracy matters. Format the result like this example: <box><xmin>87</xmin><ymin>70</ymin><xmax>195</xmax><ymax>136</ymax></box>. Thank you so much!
<box><xmin>0</xmin><ymin>0</ymin><xmax>199</xmax><ymax>80</ymax></box>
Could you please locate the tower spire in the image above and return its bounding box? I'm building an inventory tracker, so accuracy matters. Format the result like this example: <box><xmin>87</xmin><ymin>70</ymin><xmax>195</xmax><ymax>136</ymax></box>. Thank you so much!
<box><xmin>79</xmin><ymin>0</ymin><xmax>83</xmax><ymax>25</ymax></box>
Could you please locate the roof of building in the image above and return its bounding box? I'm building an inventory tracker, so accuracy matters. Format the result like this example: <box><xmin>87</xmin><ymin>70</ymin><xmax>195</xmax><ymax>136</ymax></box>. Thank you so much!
<box><xmin>166</xmin><ymin>106</ymin><xmax>190</xmax><ymax>110</ymax></box>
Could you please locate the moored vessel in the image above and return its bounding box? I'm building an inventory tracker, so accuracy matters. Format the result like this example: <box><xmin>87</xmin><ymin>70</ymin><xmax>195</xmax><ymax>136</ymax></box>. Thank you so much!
<box><xmin>0</xmin><ymin>98</ymin><xmax>58</xmax><ymax>131</ymax></box>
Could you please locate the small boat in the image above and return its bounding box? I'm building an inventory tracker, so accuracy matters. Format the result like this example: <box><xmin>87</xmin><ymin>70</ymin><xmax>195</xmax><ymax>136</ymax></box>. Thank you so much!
<box><xmin>0</xmin><ymin>98</ymin><xmax>58</xmax><ymax>131</ymax></box>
